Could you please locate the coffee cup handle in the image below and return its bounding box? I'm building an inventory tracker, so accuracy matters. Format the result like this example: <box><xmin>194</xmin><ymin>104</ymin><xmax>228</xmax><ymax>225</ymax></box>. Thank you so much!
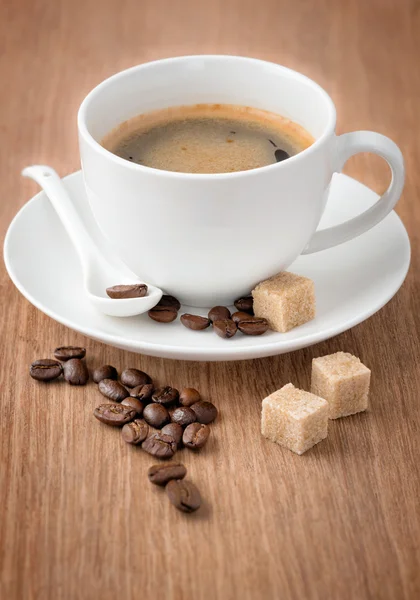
<box><xmin>302</xmin><ymin>131</ymin><xmax>405</xmax><ymax>254</ymax></box>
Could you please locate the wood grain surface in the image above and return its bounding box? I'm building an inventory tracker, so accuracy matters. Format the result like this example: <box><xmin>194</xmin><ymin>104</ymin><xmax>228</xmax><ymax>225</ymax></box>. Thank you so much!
<box><xmin>1</xmin><ymin>1</ymin><xmax>420</xmax><ymax>598</ymax></box>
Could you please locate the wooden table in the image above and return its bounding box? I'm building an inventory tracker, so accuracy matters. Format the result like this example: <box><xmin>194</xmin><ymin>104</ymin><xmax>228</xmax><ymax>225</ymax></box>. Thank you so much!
<box><xmin>1</xmin><ymin>1</ymin><xmax>419</xmax><ymax>598</ymax></box>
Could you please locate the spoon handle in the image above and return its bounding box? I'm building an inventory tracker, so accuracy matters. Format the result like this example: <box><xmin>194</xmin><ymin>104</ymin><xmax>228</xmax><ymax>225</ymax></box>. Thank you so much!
<box><xmin>22</xmin><ymin>165</ymin><xmax>103</xmax><ymax>273</ymax></box>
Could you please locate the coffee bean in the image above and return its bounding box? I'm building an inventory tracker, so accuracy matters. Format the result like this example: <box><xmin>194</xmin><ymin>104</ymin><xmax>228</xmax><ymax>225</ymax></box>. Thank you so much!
<box><xmin>121</xmin><ymin>368</ymin><xmax>152</xmax><ymax>388</ymax></box>
<box><xmin>166</xmin><ymin>479</ymin><xmax>201</xmax><ymax>513</ymax></box>
<box><xmin>180</xmin><ymin>314</ymin><xmax>211</xmax><ymax>331</ymax></box>
<box><xmin>231</xmin><ymin>311</ymin><xmax>252</xmax><ymax>324</ymax></box>
<box><xmin>94</xmin><ymin>403</ymin><xmax>137</xmax><ymax>426</ymax></box>
<box><xmin>53</xmin><ymin>346</ymin><xmax>86</xmax><ymax>361</ymax></box>
<box><xmin>98</xmin><ymin>379</ymin><xmax>129</xmax><ymax>401</ymax></box>
<box><xmin>148</xmin><ymin>305</ymin><xmax>178</xmax><ymax>323</ymax></box>
<box><xmin>152</xmin><ymin>386</ymin><xmax>179</xmax><ymax>406</ymax></box>
<box><xmin>30</xmin><ymin>359</ymin><xmax>63</xmax><ymax>382</ymax></box>
<box><xmin>122</xmin><ymin>419</ymin><xmax>149</xmax><ymax>444</ymax></box>
<box><xmin>179</xmin><ymin>387</ymin><xmax>201</xmax><ymax>407</ymax></box>
<box><xmin>143</xmin><ymin>403</ymin><xmax>170</xmax><ymax>428</ymax></box>
<box><xmin>142</xmin><ymin>433</ymin><xmax>177</xmax><ymax>459</ymax></box>
<box><xmin>92</xmin><ymin>365</ymin><xmax>118</xmax><ymax>383</ymax></box>
<box><xmin>106</xmin><ymin>284</ymin><xmax>148</xmax><ymax>299</ymax></box>
<box><xmin>238</xmin><ymin>316</ymin><xmax>269</xmax><ymax>336</ymax></box>
<box><xmin>130</xmin><ymin>383</ymin><xmax>154</xmax><ymax>401</ymax></box>
<box><xmin>157</xmin><ymin>294</ymin><xmax>181</xmax><ymax>311</ymax></box>
<box><xmin>275</xmin><ymin>148</ymin><xmax>290</xmax><ymax>162</ymax></box>
<box><xmin>208</xmin><ymin>306</ymin><xmax>231</xmax><ymax>322</ymax></box>
<box><xmin>63</xmin><ymin>358</ymin><xmax>89</xmax><ymax>385</ymax></box>
<box><xmin>190</xmin><ymin>400</ymin><xmax>218</xmax><ymax>424</ymax></box>
<box><xmin>170</xmin><ymin>406</ymin><xmax>197</xmax><ymax>427</ymax></box>
<box><xmin>148</xmin><ymin>463</ymin><xmax>187</xmax><ymax>486</ymax></box>
<box><xmin>182</xmin><ymin>423</ymin><xmax>211</xmax><ymax>449</ymax></box>
<box><xmin>213</xmin><ymin>319</ymin><xmax>237</xmax><ymax>339</ymax></box>
<box><xmin>234</xmin><ymin>296</ymin><xmax>254</xmax><ymax>314</ymax></box>
<box><xmin>161</xmin><ymin>423</ymin><xmax>183</xmax><ymax>446</ymax></box>
<box><xmin>121</xmin><ymin>397</ymin><xmax>144</xmax><ymax>416</ymax></box>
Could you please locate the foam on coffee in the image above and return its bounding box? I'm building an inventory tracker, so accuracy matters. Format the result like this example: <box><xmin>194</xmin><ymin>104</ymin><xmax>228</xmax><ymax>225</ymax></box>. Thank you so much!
<box><xmin>102</xmin><ymin>103</ymin><xmax>314</xmax><ymax>174</ymax></box>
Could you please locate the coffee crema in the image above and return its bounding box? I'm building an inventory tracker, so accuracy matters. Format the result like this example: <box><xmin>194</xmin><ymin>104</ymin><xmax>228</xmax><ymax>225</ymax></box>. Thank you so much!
<box><xmin>102</xmin><ymin>103</ymin><xmax>314</xmax><ymax>174</ymax></box>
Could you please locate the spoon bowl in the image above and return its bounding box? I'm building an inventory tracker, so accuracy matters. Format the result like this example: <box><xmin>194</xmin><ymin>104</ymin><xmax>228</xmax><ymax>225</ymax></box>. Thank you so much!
<box><xmin>22</xmin><ymin>165</ymin><xmax>162</xmax><ymax>317</ymax></box>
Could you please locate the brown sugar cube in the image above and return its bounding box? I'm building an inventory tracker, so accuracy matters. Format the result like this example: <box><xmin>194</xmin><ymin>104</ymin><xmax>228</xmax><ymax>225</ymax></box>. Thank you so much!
<box><xmin>252</xmin><ymin>271</ymin><xmax>315</xmax><ymax>332</ymax></box>
<box><xmin>311</xmin><ymin>352</ymin><xmax>371</xmax><ymax>419</ymax></box>
<box><xmin>261</xmin><ymin>383</ymin><xmax>328</xmax><ymax>455</ymax></box>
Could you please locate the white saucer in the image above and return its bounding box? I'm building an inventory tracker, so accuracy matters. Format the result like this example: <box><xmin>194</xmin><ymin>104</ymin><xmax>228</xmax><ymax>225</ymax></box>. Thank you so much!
<box><xmin>4</xmin><ymin>171</ymin><xmax>410</xmax><ymax>361</ymax></box>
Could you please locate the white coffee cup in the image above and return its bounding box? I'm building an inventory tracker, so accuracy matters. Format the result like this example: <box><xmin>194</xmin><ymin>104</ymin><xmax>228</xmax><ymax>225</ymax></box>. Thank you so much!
<box><xmin>78</xmin><ymin>55</ymin><xmax>404</xmax><ymax>307</ymax></box>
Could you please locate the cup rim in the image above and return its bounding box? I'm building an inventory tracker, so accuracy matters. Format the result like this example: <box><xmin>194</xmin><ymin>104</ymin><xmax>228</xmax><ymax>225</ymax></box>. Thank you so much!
<box><xmin>78</xmin><ymin>55</ymin><xmax>337</xmax><ymax>179</ymax></box>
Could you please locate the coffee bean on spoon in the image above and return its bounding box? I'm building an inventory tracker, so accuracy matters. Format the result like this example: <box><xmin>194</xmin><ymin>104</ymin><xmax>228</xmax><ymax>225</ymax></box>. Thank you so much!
<box><xmin>130</xmin><ymin>383</ymin><xmax>154</xmax><ymax>401</ymax></box>
<box><xmin>208</xmin><ymin>306</ymin><xmax>231</xmax><ymax>322</ymax></box>
<box><xmin>274</xmin><ymin>149</ymin><xmax>290</xmax><ymax>162</ymax></box>
<box><xmin>148</xmin><ymin>305</ymin><xmax>178</xmax><ymax>323</ymax></box>
<box><xmin>231</xmin><ymin>311</ymin><xmax>253</xmax><ymax>324</ymax></box>
<box><xmin>121</xmin><ymin>397</ymin><xmax>145</xmax><ymax>416</ymax></box>
<box><xmin>142</xmin><ymin>433</ymin><xmax>177</xmax><ymax>459</ymax></box>
<box><xmin>157</xmin><ymin>294</ymin><xmax>181</xmax><ymax>311</ymax></box>
<box><xmin>92</xmin><ymin>365</ymin><xmax>118</xmax><ymax>383</ymax></box>
<box><xmin>238</xmin><ymin>316</ymin><xmax>269</xmax><ymax>336</ymax></box>
<box><xmin>30</xmin><ymin>359</ymin><xmax>63</xmax><ymax>382</ymax></box>
<box><xmin>143</xmin><ymin>403</ymin><xmax>170</xmax><ymax>428</ymax></box>
<box><xmin>170</xmin><ymin>406</ymin><xmax>197</xmax><ymax>427</ymax></box>
<box><xmin>190</xmin><ymin>400</ymin><xmax>218</xmax><ymax>424</ymax></box>
<box><xmin>180</xmin><ymin>314</ymin><xmax>211</xmax><ymax>331</ymax></box>
<box><xmin>234</xmin><ymin>296</ymin><xmax>254</xmax><ymax>314</ymax></box>
<box><xmin>183</xmin><ymin>423</ymin><xmax>210</xmax><ymax>449</ymax></box>
<box><xmin>121</xmin><ymin>419</ymin><xmax>149</xmax><ymax>444</ymax></box>
<box><xmin>166</xmin><ymin>479</ymin><xmax>201</xmax><ymax>513</ymax></box>
<box><xmin>63</xmin><ymin>358</ymin><xmax>89</xmax><ymax>385</ymax></box>
<box><xmin>106</xmin><ymin>284</ymin><xmax>148</xmax><ymax>299</ymax></box>
<box><xmin>213</xmin><ymin>319</ymin><xmax>237</xmax><ymax>339</ymax></box>
<box><xmin>54</xmin><ymin>346</ymin><xmax>86</xmax><ymax>361</ymax></box>
<box><xmin>120</xmin><ymin>368</ymin><xmax>151</xmax><ymax>388</ymax></box>
<box><xmin>98</xmin><ymin>379</ymin><xmax>129</xmax><ymax>401</ymax></box>
<box><xmin>152</xmin><ymin>386</ymin><xmax>179</xmax><ymax>406</ymax></box>
<box><xmin>161</xmin><ymin>423</ymin><xmax>184</xmax><ymax>446</ymax></box>
<box><xmin>94</xmin><ymin>403</ymin><xmax>137</xmax><ymax>426</ymax></box>
<box><xmin>148</xmin><ymin>463</ymin><xmax>187</xmax><ymax>486</ymax></box>
<box><xmin>179</xmin><ymin>387</ymin><xmax>201</xmax><ymax>407</ymax></box>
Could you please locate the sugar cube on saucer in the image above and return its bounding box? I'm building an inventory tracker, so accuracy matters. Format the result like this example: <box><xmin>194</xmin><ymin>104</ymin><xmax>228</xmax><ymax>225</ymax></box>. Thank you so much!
<box><xmin>261</xmin><ymin>383</ymin><xmax>329</xmax><ymax>455</ymax></box>
<box><xmin>252</xmin><ymin>271</ymin><xmax>315</xmax><ymax>332</ymax></box>
<box><xmin>311</xmin><ymin>352</ymin><xmax>371</xmax><ymax>419</ymax></box>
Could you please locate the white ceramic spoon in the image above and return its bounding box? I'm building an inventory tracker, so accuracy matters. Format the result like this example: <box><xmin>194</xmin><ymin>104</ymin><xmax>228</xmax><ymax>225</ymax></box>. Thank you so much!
<box><xmin>22</xmin><ymin>165</ymin><xmax>162</xmax><ymax>317</ymax></box>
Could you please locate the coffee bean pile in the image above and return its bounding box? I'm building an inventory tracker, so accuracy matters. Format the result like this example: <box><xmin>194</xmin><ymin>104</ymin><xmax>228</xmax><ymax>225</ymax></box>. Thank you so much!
<box><xmin>29</xmin><ymin>347</ymin><xmax>216</xmax><ymax>514</ymax></box>
<box><xmin>94</xmin><ymin>367</ymin><xmax>217</xmax><ymax>463</ymax></box>
<box><xmin>148</xmin><ymin>294</ymin><xmax>269</xmax><ymax>338</ymax></box>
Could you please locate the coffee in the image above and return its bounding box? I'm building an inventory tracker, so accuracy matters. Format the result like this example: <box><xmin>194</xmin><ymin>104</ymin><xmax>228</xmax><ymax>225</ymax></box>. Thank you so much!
<box><xmin>30</xmin><ymin>359</ymin><xmax>63</xmax><ymax>382</ymax></box>
<box><xmin>143</xmin><ymin>403</ymin><xmax>170</xmax><ymax>428</ymax></box>
<box><xmin>182</xmin><ymin>423</ymin><xmax>210</xmax><ymax>449</ymax></box>
<box><xmin>190</xmin><ymin>401</ymin><xmax>218</xmax><ymax>424</ymax></box>
<box><xmin>54</xmin><ymin>346</ymin><xmax>86</xmax><ymax>361</ymax></box>
<box><xmin>166</xmin><ymin>479</ymin><xmax>201</xmax><ymax>512</ymax></box>
<box><xmin>92</xmin><ymin>364</ymin><xmax>118</xmax><ymax>383</ymax></box>
<box><xmin>120</xmin><ymin>367</ymin><xmax>151</xmax><ymax>388</ymax></box>
<box><xmin>63</xmin><ymin>358</ymin><xmax>89</xmax><ymax>385</ymax></box>
<box><xmin>93</xmin><ymin>403</ymin><xmax>137</xmax><ymax>427</ymax></box>
<box><xmin>102</xmin><ymin>103</ymin><xmax>314</xmax><ymax>174</ymax></box>
<box><xmin>142</xmin><ymin>432</ymin><xmax>177</xmax><ymax>459</ymax></box>
<box><xmin>148</xmin><ymin>463</ymin><xmax>187</xmax><ymax>486</ymax></box>
<box><xmin>98</xmin><ymin>378</ymin><xmax>129</xmax><ymax>401</ymax></box>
